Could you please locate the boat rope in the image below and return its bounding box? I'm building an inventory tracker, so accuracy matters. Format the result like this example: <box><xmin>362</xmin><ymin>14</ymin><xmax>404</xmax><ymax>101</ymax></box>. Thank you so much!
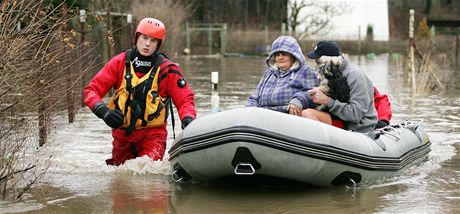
<box><xmin>400</xmin><ymin>118</ymin><xmax>424</xmax><ymax>128</ymax></box>
<box><xmin>376</xmin><ymin>118</ymin><xmax>424</xmax><ymax>140</ymax></box>
<box><xmin>379</xmin><ymin>126</ymin><xmax>401</xmax><ymax>140</ymax></box>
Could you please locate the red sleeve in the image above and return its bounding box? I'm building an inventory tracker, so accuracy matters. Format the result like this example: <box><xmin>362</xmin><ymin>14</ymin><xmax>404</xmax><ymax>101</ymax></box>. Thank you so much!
<box><xmin>158</xmin><ymin>60</ymin><xmax>196</xmax><ymax>120</ymax></box>
<box><xmin>373</xmin><ymin>87</ymin><xmax>392</xmax><ymax>123</ymax></box>
<box><xmin>83</xmin><ymin>52</ymin><xmax>125</xmax><ymax>110</ymax></box>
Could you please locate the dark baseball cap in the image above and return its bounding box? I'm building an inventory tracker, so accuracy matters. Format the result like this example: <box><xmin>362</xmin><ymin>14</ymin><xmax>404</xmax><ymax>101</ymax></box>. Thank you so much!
<box><xmin>307</xmin><ymin>41</ymin><xmax>342</xmax><ymax>59</ymax></box>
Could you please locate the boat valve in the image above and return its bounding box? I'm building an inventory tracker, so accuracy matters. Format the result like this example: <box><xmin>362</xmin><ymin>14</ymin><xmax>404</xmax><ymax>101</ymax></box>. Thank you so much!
<box><xmin>234</xmin><ymin>162</ymin><xmax>255</xmax><ymax>175</ymax></box>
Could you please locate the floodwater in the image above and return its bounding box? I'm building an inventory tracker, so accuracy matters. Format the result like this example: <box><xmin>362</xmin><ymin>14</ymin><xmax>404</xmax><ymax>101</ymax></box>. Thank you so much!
<box><xmin>1</xmin><ymin>54</ymin><xmax>459</xmax><ymax>213</ymax></box>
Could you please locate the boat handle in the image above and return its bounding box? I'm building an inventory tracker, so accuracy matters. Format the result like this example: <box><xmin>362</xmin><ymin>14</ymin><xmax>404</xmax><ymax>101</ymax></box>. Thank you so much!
<box><xmin>171</xmin><ymin>170</ymin><xmax>183</xmax><ymax>182</ymax></box>
<box><xmin>234</xmin><ymin>163</ymin><xmax>255</xmax><ymax>175</ymax></box>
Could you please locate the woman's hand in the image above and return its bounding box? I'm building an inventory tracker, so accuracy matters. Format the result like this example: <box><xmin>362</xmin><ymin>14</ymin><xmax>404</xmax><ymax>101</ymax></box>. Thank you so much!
<box><xmin>287</xmin><ymin>103</ymin><xmax>302</xmax><ymax>116</ymax></box>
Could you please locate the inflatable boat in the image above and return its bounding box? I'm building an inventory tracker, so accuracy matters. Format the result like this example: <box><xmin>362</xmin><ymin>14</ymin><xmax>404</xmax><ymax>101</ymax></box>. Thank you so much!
<box><xmin>168</xmin><ymin>107</ymin><xmax>430</xmax><ymax>187</ymax></box>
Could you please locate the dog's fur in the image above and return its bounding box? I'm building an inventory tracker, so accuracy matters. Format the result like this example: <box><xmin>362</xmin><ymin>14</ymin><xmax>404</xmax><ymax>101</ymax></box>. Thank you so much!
<box><xmin>309</xmin><ymin>61</ymin><xmax>351</xmax><ymax>111</ymax></box>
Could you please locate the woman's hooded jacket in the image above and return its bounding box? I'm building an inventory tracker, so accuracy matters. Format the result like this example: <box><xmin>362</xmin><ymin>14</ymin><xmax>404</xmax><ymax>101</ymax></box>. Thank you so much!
<box><xmin>247</xmin><ymin>36</ymin><xmax>318</xmax><ymax>112</ymax></box>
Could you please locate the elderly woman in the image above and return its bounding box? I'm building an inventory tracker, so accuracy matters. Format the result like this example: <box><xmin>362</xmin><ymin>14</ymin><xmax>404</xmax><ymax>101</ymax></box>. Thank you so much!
<box><xmin>246</xmin><ymin>35</ymin><xmax>318</xmax><ymax>116</ymax></box>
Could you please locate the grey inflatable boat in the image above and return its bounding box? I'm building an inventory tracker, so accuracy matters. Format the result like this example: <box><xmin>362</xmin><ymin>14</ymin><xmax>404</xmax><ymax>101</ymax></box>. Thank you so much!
<box><xmin>169</xmin><ymin>107</ymin><xmax>431</xmax><ymax>186</ymax></box>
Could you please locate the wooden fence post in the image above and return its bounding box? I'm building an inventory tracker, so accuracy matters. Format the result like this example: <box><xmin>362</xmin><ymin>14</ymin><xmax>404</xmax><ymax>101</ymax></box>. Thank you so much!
<box><xmin>456</xmin><ymin>35</ymin><xmax>459</xmax><ymax>68</ymax></box>
<box><xmin>105</xmin><ymin>0</ymin><xmax>112</xmax><ymax>59</ymax></box>
<box><xmin>79</xmin><ymin>9</ymin><xmax>87</xmax><ymax>108</ymax></box>
<box><xmin>61</xmin><ymin>1</ymin><xmax>75</xmax><ymax>124</ymax></box>
<box><xmin>408</xmin><ymin>9</ymin><xmax>416</xmax><ymax>92</ymax></box>
<box><xmin>36</xmin><ymin>0</ymin><xmax>47</xmax><ymax>146</ymax></box>
<box><xmin>221</xmin><ymin>23</ymin><xmax>227</xmax><ymax>55</ymax></box>
<box><xmin>105</xmin><ymin>0</ymin><xmax>113</xmax><ymax>97</ymax></box>
<box><xmin>127</xmin><ymin>14</ymin><xmax>133</xmax><ymax>46</ymax></box>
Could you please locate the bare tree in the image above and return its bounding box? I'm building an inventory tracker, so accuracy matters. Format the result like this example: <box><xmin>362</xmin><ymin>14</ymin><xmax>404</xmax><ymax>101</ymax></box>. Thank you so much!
<box><xmin>0</xmin><ymin>0</ymin><xmax>97</xmax><ymax>200</ymax></box>
<box><xmin>288</xmin><ymin>0</ymin><xmax>349</xmax><ymax>39</ymax></box>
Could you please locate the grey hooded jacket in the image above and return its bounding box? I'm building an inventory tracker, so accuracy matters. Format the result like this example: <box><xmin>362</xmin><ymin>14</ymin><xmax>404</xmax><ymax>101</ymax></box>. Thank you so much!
<box><xmin>327</xmin><ymin>58</ymin><xmax>378</xmax><ymax>132</ymax></box>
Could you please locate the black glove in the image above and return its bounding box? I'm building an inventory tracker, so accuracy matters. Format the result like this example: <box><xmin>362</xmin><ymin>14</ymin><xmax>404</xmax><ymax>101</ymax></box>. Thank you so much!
<box><xmin>181</xmin><ymin>116</ymin><xmax>194</xmax><ymax>129</ymax></box>
<box><xmin>376</xmin><ymin>120</ymin><xmax>389</xmax><ymax>129</ymax></box>
<box><xmin>93</xmin><ymin>102</ymin><xmax>124</xmax><ymax>128</ymax></box>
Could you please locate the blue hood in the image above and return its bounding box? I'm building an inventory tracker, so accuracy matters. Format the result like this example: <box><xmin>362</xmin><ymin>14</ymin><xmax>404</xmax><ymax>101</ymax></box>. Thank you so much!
<box><xmin>265</xmin><ymin>36</ymin><xmax>305</xmax><ymax>68</ymax></box>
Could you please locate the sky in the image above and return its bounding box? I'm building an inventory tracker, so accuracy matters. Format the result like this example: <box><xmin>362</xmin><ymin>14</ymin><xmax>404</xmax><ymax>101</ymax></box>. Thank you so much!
<box><xmin>291</xmin><ymin>0</ymin><xmax>390</xmax><ymax>41</ymax></box>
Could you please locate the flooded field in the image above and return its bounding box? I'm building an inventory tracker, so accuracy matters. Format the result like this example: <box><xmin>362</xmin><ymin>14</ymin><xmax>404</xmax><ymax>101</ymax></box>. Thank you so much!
<box><xmin>1</xmin><ymin>54</ymin><xmax>459</xmax><ymax>214</ymax></box>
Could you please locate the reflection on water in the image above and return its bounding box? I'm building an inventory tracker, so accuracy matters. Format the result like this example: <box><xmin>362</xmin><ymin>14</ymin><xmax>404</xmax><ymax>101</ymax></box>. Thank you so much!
<box><xmin>110</xmin><ymin>175</ymin><xmax>170</xmax><ymax>214</ymax></box>
<box><xmin>2</xmin><ymin>54</ymin><xmax>459</xmax><ymax>213</ymax></box>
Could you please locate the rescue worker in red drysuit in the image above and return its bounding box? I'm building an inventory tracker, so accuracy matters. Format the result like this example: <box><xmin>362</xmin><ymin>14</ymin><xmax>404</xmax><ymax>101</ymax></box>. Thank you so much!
<box><xmin>332</xmin><ymin>87</ymin><xmax>392</xmax><ymax>129</ymax></box>
<box><xmin>84</xmin><ymin>18</ymin><xmax>196</xmax><ymax>166</ymax></box>
<box><xmin>373</xmin><ymin>86</ymin><xmax>392</xmax><ymax>128</ymax></box>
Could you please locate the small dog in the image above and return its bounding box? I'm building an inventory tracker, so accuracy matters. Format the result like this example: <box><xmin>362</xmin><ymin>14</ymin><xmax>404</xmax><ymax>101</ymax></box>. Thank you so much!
<box><xmin>309</xmin><ymin>61</ymin><xmax>350</xmax><ymax>111</ymax></box>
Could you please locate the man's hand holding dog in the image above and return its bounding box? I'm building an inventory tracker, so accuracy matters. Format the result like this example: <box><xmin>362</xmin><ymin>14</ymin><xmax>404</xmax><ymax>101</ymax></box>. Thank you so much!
<box><xmin>308</xmin><ymin>87</ymin><xmax>330</xmax><ymax>105</ymax></box>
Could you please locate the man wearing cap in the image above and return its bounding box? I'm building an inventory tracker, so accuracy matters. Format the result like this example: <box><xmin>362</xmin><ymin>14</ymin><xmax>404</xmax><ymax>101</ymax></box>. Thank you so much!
<box><xmin>301</xmin><ymin>40</ymin><xmax>377</xmax><ymax>132</ymax></box>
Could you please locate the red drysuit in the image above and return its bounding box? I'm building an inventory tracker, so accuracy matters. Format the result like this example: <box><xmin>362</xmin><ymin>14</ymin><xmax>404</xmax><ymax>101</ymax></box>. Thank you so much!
<box><xmin>84</xmin><ymin>51</ymin><xmax>196</xmax><ymax>165</ymax></box>
<box><xmin>332</xmin><ymin>86</ymin><xmax>392</xmax><ymax>129</ymax></box>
